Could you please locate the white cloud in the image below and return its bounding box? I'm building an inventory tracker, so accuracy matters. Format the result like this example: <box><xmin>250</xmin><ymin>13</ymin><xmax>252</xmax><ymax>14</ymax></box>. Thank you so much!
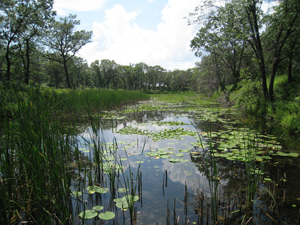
<box><xmin>79</xmin><ymin>1</ymin><xmax>199</xmax><ymax>70</ymax></box>
<box><xmin>54</xmin><ymin>0</ymin><xmax>105</xmax><ymax>15</ymax></box>
<box><xmin>261</xmin><ymin>0</ymin><xmax>280</xmax><ymax>14</ymax></box>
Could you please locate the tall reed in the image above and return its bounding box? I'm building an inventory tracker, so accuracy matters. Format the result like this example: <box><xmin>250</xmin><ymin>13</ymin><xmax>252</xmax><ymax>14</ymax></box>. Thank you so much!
<box><xmin>242</xmin><ymin>133</ymin><xmax>264</xmax><ymax>223</ymax></box>
<box><xmin>0</xmin><ymin>87</ymin><xmax>74</xmax><ymax>224</ymax></box>
<box><xmin>0</xmin><ymin>84</ymin><xmax>148</xmax><ymax>224</ymax></box>
<box><xmin>192</xmin><ymin>122</ymin><xmax>219</xmax><ymax>225</ymax></box>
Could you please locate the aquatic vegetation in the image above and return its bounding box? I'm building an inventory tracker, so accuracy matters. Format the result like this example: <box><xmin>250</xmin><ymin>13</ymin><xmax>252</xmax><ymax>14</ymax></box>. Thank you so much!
<box><xmin>79</xmin><ymin>210</ymin><xmax>99</xmax><ymax>219</ymax></box>
<box><xmin>117</xmin><ymin>126</ymin><xmax>197</xmax><ymax>141</ymax></box>
<box><xmin>2</xmin><ymin>89</ymin><xmax>299</xmax><ymax>224</ymax></box>
<box><xmin>98</xmin><ymin>211</ymin><xmax>115</xmax><ymax>220</ymax></box>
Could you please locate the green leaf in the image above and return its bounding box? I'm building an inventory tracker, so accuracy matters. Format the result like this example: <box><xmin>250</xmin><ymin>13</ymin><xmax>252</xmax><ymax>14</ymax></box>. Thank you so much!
<box><xmin>79</xmin><ymin>210</ymin><xmax>98</xmax><ymax>219</ymax></box>
<box><xmin>99</xmin><ymin>211</ymin><xmax>115</xmax><ymax>220</ymax></box>
<box><xmin>92</xmin><ymin>205</ymin><xmax>104</xmax><ymax>211</ymax></box>
<box><xmin>117</xmin><ymin>188</ymin><xmax>128</xmax><ymax>193</ymax></box>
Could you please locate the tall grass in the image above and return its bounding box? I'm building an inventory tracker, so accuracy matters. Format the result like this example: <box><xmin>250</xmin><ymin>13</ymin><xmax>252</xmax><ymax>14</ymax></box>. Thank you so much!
<box><xmin>0</xmin><ymin>89</ymin><xmax>74</xmax><ymax>224</ymax></box>
<box><xmin>0</xmin><ymin>84</ymin><xmax>149</xmax><ymax>224</ymax></box>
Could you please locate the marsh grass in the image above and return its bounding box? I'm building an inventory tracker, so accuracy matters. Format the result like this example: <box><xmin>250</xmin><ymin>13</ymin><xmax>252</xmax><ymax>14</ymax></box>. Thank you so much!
<box><xmin>0</xmin><ymin>84</ymin><xmax>148</xmax><ymax>224</ymax></box>
<box><xmin>0</xmin><ymin>91</ymin><xmax>74</xmax><ymax>224</ymax></box>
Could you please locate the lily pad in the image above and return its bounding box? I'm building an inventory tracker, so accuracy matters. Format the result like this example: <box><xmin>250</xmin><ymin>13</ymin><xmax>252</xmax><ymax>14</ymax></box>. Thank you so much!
<box><xmin>169</xmin><ymin>158</ymin><xmax>181</xmax><ymax>163</ymax></box>
<box><xmin>79</xmin><ymin>210</ymin><xmax>98</xmax><ymax>219</ymax></box>
<box><xmin>160</xmin><ymin>155</ymin><xmax>171</xmax><ymax>158</ymax></box>
<box><xmin>99</xmin><ymin>211</ymin><xmax>115</xmax><ymax>220</ymax></box>
<box><xmin>93</xmin><ymin>205</ymin><xmax>104</xmax><ymax>211</ymax></box>
<box><xmin>87</xmin><ymin>186</ymin><xmax>108</xmax><ymax>194</ymax></box>
<box><xmin>264</xmin><ymin>178</ymin><xmax>272</xmax><ymax>182</ymax></box>
<box><xmin>121</xmin><ymin>194</ymin><xmax>139</xmax><ymax>203</ymax></box>
<box><xmin>115</xmin><ymin>195</ymin><xmax>139</xmax><ymax>209</ymax></box>
<box><xmin>117</xmin><ymin>188</ymin><xmax>128</xmax><ymax>193</ymax></box>
<box><xmin>72</xmin><ymin>191</ymin><xmax>82</xmax><ymax>197</ymax></box>
<box><xmin>179</xmin><ymin>149</ymin><xmax>190</xmax><ymax>153</ymax></box>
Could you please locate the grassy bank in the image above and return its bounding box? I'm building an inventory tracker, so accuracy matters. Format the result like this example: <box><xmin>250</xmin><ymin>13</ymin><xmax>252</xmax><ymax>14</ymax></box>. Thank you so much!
<box><xmin>229</xmin><ymin>74</ymin><xmax>300</xmax><ymax>133</ymax></box>
<box><xmin>0</xmin><ymin>84</ymin><xmax>149</xmax><ymax>224</ymax></box>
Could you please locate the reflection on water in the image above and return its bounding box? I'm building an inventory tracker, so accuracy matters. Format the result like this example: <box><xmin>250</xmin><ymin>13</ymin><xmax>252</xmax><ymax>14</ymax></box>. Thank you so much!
<box><xmin>72</xmin><ymin>108</ymin><xmax>300</xmax><ymax>225</ymax></box>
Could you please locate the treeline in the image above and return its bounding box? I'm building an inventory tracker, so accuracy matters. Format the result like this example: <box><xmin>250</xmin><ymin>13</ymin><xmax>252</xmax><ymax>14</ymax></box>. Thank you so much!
<box><xmin>0</xmin><ymin>0</ymin><xmax>193</xmax><ymax>92</ymax></box>
<box><xmin>1</xmin><ymin>0</ymin><xmax>299</xmax><ymax>100</ymax></box>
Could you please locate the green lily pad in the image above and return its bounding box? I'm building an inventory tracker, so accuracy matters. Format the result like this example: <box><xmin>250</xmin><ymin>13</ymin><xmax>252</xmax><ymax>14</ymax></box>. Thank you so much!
<box><xmin>121</xmin><ymin>194</ymin><xmax>139</xmax><ymax>203</ymax></box>
<box><xmin>99</xmin><ymin>211</ymin><xmax>115</xmax><ymax>220</ymax></box>
<box><xmin>79</xmin><ymin>210</ymin><xmax>98</xmax><ymax>219</ymax></box>
<box><xmin>116</xmin><ymin>201</ymin><xmax>129</xmax><ymax>209</ymax></box>
<box><xmin>87</xmin><ymin>186</ymin><xmax>108</xmax><ymax>194</ymax></box>
<box><xmin>113</xmin><ymin>198</ymin><xmax>123</xmax><ymax>203</ymax></box>
<box><xmin>169</xmin><ymin>158</ymin><xmax>181</xmax><ymax>163</ymax></box>
<box><xmin>115</xmin><ymin>195</ymin><xmax>139</xmax><ymax>209</ymax></box>
<box><xmin>72</xmin><ymin>191</ymin><xmax>82</xmax><ymax>197</ymax></box>
<box><xmin>117</xmin><ymin>188</ymin><xmax>128</xmax><ymax>193</ymax></box>
<box><xmin>160</xmin><ymin>155</ymin><xmax>171</xmax><ymax>158</ymax></box>
<box><xmin>179</xmin><ymin>149</ymin><xmax>190</xmax><ymax>153</ymax></box>
<box><xmin>93</xmin><ymin>205</ymin><xmax>104</xmax><ymax>211</ymax></box>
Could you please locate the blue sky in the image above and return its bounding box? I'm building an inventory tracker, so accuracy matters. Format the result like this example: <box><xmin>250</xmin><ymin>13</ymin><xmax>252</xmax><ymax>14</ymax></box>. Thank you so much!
<box><xmin>53</xmin><ymin>0</ymin><xmax>201</xmax><ymax>70</ymax></box>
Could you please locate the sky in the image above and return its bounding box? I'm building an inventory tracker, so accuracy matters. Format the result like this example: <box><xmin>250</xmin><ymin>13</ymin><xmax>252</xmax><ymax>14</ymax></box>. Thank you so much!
<box><xmin>53</xmin><ymin>0</ymin><xmax>201</xmax><ymax>71</ymax></box>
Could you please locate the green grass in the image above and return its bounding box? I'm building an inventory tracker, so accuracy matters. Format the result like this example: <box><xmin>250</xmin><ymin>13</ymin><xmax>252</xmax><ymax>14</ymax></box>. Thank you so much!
<box><xmin>227</xmin><ymin>74</ymin><xmax>300</xmax><ymax>133</ymax></box>
<box><xmin>151</xmin><ymin>92</ymin><xmax>218</xmax><ymax>105</ymax></box>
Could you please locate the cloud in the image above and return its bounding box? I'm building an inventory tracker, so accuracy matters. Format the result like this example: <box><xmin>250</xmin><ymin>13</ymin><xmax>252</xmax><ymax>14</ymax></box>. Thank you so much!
<box><xmin>79</xmin><ymin>1</ymin><xmax>199</xmax><ymax>70</ymax></box>
<box><xmin>54</xmin><ymin>0</ymin><xmax>105</xmax><ymax>15</ymax></box>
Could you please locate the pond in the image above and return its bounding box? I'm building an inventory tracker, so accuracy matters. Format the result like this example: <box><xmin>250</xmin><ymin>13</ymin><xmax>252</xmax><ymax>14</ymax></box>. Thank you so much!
<box><xmin>71</xmin><ymin>98</ymin><xmax>300</xmax><ymax>225</ymax></box>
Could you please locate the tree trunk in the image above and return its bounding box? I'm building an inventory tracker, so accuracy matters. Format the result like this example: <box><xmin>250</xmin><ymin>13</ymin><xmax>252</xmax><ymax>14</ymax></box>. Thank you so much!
<box><xmin>25</xmin><ymin>39</ymin><xmax>30</xmax><ymax>85</ymax></box>
<box><xmin>288</xmin><ymin>40</ymin><xmax>296</xmax><ymax>83</ymax></box>
<box><xmin>6</xmin><ymin>45</ymin><xmax>11</xmax><ymax>83</ymax></box>
<box><xmin>247</xmin><ymin>1</ymin><xmax>269</xmax><ymax>101</ymax></box>
<box><xmin>63</xmin><ymin>59</ymin><xmax>72</xmax><ymax>89</ymax></box>
<box><xmin>269</xmin><ymin>57</ymin><xmax>280</xmax><ymax>102</ymax></box>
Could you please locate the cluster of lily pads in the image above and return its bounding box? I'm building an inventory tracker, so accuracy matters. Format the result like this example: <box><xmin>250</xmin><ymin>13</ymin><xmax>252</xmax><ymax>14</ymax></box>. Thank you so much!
<box><xmin>74</xmin><ymin>185</ymin><xmax>140</xmax><ymax>221</ymax></box>
<box><xmin>79</xmin><ymin>208</ymin><xmax>115</xmax><ymax>221</ymax></box>
<box><xmin>146</xmin><ymin>147</ymin><xmax>190</xmax><ymax>163</ymax></box>
<box><xmin>189</xmin><ymin>128</ymin><xmax>299</xmax><ymax>162</ymax></box>
<box><xmin>117</xmin><ymin>126</ymin><xmax>197</xmax><ymax>141</ymax></box>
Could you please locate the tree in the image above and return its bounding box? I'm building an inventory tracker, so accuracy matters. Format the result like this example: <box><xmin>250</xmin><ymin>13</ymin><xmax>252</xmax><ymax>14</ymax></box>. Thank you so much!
<box><xmin>190</xmin><ymin>0</ymin><xmax>248</xmax><ymax>100</ymax></box>
<box><xmin>90</xmin><ymin>60</ymin><xmax>103</xmax><ymax>88</ymax></box>
<box><xmin>146</xmin><ymin>65</ymin><xmax>165</xmax><ymax>91</ymax></box>
<box><xmin>264</xmin><ymin>0</ymin><xmax>300</xmax><ymax>94</ymax></box>
<box><xmin>99</xmin><ymin>59</ymin><xmax>118</xmax><ymax>89</ymax></box>
<box><xmin>135</xmin><ymin>62</ymin><xmax>148</xmax><ymax>91</ymax></box>
<box><xmin>190</xmin><ymin>0</ymin><xmax>300</xmax><ymax>102</ymax></box>
<box><xmin>0</xmin><ymin>0</ymin><xmax>55</xmax><ymax>83</ymax></box>
<box><xmin>44</xmin><ymin>14</ymin><xmax>92</xmax><ymax>88</ymax></box>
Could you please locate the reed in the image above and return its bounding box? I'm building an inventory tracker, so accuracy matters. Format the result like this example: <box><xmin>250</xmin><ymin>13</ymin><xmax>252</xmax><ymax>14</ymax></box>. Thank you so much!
<box><xmin>121</xmin><ymin>151</ymin><xmax>141</xmax><ymax>225</ymax></box>
<box><xmin>192</xmin><ymin>122</ymin><xmax>219</xmax><ymax>225</ymax></box>
<box><xmin>0</xmin><ymin>88</ymin><xmax>74</xmax><ymax>224</ymax></box>
<box><xmin>0</xmin><ymin>84</ymin><xmax>149</xmax><ymax>224</ymax></box>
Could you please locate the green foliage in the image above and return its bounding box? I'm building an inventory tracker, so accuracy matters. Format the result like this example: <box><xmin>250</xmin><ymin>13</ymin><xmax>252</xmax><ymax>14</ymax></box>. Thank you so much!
<box><xmin>233</xmin><ymin>73</ymin><xmax>300</xmax><ymax>132</ymax></box>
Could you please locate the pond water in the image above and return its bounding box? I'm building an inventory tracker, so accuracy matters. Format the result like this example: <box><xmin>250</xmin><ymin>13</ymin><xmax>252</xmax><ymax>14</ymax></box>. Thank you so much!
<box><xmin>71</xmin><ymin>99</ymin><xmax>300</xmax><ymax>225</ymax></box>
